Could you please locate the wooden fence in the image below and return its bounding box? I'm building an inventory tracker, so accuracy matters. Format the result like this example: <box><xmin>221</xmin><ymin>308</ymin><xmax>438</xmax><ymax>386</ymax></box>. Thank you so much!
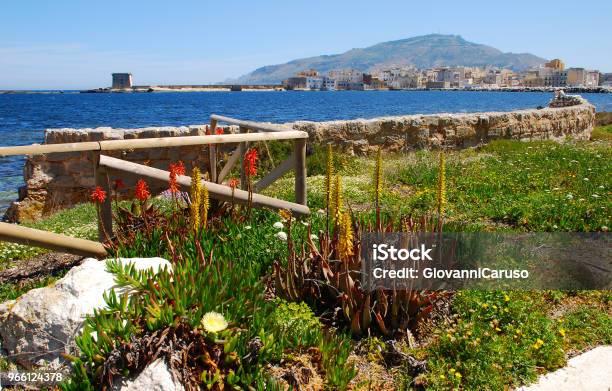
<box><xmin>0</xmin><ymin>115</ymin><xmax>310</xmax><ymax>257</ymax></box>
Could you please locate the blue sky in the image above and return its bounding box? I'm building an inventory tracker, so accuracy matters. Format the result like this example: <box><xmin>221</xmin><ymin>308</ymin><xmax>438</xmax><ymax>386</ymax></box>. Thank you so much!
<box><xmin>1</xmin><ymin>0</ymin><xmax>610</xmax><ymax>89</ymax></box>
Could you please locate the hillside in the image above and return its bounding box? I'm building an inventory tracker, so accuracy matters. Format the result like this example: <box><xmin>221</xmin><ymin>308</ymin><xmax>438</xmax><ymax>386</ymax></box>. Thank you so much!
<box><xmin>230</xmin><ymin>34</ymin><xmax>546</xmax><ymax>84</ymax></box>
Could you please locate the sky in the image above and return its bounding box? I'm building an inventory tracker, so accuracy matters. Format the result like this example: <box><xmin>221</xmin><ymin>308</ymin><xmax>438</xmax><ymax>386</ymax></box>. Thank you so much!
<box><xmin>1</xmin><ymin>0</ymin><xmax>610</xmax><ymax>89</ymax></box>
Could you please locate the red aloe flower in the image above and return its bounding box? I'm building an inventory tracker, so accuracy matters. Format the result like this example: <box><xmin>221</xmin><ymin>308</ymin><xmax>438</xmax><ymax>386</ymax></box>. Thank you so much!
<box><xmin>215</xmin><ymin>127</ymin><xmax>224</xmax><ymax>135</ymax></box>
<box><xmin>135</xmin><ymin>179</ymin><xmax>150</xmax><ymax>201</ymax></box>
<box><xmin>90</xmin><ymin>186</ymin><xmax>106</xmax><ymax>203</ymax></box>
<box><xmin>113</xmin><ymin>179</ymin><xmax>125</xmax><ymax>190</ymax></box>
<box><xmin>244</xmin><ymin>148</ymin><xmax>258</xmax><ymax>177</ymax></box>
<box><xmin>168</xmin><ymin>161</ymin><xmax>185</xmax><ymax>193</ymax></box>
<box><xmin>170</xmin><ymin>161</ymin><xmax>186</xmax><ymax>176</ymax></box>
<box><xmin>228</xmin><ymin>178</ymin><xmax>239</xmax><ymax>189</ymax></box>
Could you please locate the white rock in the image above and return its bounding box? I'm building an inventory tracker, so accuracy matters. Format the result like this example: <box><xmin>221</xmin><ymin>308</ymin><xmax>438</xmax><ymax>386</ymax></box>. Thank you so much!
<box><xmin>113</xmin><ymin>359</ymin><xmax>183</xmax><ymax>391</ymax></box>
<box><xmin>518</xmin><ymin>346</ymin><xmax>612</xmax><ymax>391</ymax></box>
<box><xmin>0</xmin><ymin>257</ymin><xmax>171</xmax><ymax>367</ymax></box>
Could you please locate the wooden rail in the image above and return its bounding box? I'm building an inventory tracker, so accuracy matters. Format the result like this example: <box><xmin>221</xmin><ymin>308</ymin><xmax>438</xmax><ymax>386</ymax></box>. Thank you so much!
<box><xmin>0</xmin><ymin>115</ymin><xmax>309</xmax><ymax>257</ymax></box>
<box><xmin>0</xmin><ymin>130</ymin><xmax>307</xmax><ymax>157</ymax></box>
<box><xmin>0</xmin><ymin>222</ymin><xmax>107</xmax><ymax>257</ymax></box>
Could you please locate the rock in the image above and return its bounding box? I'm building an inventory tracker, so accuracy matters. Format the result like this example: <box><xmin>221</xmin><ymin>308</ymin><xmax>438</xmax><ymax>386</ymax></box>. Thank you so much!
<box><xmin>518</xmin><ymin>346</ymin><xmax>612</xmax><ymax>391</ymax></box>
<box><xmin>113</xmin><ymin>359</ymin><xmax>183</xmax><ymax>391</ymax></box>
<box><xmin>0</xmin><ymin>257</ymin><xmax>171</xmax><ymax>367</ymax></box>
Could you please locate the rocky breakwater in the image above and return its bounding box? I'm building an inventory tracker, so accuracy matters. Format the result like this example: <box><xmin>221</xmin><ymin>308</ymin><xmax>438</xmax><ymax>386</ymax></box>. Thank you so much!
<box><xmin>289</xmin><ymin>94</ymin><xmax>595</xmax><ymax>154</ymax></box>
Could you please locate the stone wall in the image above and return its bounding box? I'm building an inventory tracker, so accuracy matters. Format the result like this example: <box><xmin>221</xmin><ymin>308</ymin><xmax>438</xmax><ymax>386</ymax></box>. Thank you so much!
<box><xmin>288</xmin><ymin>94</ymin><xmax>595</xmax><ymax>154</ymax></box>
<box><xmin>5</xmin><ymin>125</ymin><xmax>216</xmax><ymax>222</ymax></box>
<box><xmin>4</xmin><ymin>95</ymin><xmax>595</xmax><ymax>222</ymax></box>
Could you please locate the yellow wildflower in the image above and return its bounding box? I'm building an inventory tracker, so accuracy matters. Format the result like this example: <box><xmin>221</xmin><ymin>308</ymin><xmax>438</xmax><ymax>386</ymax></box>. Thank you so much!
<box><xmin>559</xmin><ymin>328</ymin><xmax>566</xmax><ymax>337</ymax></box>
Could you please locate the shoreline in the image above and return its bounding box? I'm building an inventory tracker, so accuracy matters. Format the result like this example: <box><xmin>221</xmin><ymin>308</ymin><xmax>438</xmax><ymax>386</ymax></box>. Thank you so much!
<box><xmin>1</xmin><ymin>87</ymin><xmax>610</xmax><ymax>94</ymax></box>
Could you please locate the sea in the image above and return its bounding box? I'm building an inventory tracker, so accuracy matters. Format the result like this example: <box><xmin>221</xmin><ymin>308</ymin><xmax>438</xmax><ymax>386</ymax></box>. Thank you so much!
<box><xmin>1</xmin><ymin>90</ymin><xmax>611</xmax><ymax>214</ymax></box>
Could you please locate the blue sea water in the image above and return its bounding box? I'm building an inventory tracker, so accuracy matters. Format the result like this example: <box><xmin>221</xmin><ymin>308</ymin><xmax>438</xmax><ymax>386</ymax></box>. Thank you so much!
<box><xmin>1</xmin><ymin>90</ymin><xmax>611</xmax><ymax>213</ymax></box>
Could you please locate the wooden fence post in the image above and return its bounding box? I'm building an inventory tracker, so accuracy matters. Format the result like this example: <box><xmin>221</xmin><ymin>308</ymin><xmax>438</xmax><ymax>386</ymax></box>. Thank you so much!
<box><xmin>238</xmin><ymin>126</ymin><xmax>247</xmax><ymax>189</ymax></box>
<box><xmin>294</xmin><ymin>139</ymin><xmax>307</xmax><ymax>205</ymax></box>
<box><xmin>209</xmin><ymin>118</ymin><xmax>218</xmax><ymax>182</ymax></box>
<box><xmin>93</xmin><ymin>152</ymin><xmax>113</xmax><ymax>242</ymax></box>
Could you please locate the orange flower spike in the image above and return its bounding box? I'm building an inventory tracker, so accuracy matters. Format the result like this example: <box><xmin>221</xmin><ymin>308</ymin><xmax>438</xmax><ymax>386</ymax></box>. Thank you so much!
<box><xmin>244</xmin><ymin>148</ymin><xmax>258</xmax><ymax>177</ymax></box>
<box><xmin>135</xmin><ymin>179</ymin><xmax>151</xmax><ymax>201</ymax></box>
<box><xmin>228</xmin><ymin>178</ymin><xmax>239</xmax><ymax>189</ymax></box>
<box><xmin>90</xmin><ymin>186</ymin><xmax>107</xmax><ymax>203</ymax></box>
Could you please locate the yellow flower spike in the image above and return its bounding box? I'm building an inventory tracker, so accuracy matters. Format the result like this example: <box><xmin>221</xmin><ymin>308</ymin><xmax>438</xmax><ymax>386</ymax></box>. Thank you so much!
<box><xmin>338</xmin><ymin>211</ymin><xmax>354</xmax><ymax>260</ymax></box>
<box><xmin>201</xmin><ymin>181</ymin><xmax>209</xmax><ymax>229</ymax></box>
<box><xmin>279</xmin><ymin>209</ymin><xmax>292</xmax><ymax>222</ymax></box>
<box><xmin>324</xmin><ymin>144</ymin><xmax>335</xmax><ymax>211</ymax></box>
<box><xmin>373</xmin><ymin>147</ymin><xmax>383</xmax><ymax>207</ymax></box>
<box><xmin>559</xmin><ymin>328</ymin><xmax>566</xmax><ymax>337</ymax></box>
<box><xmin>436</xmin><ymin>151</ymin><xmax>447</xmax><ymax>218</ymax></box>
<box><xmin>190</xmin><ymin>167</ymin><xmax>202</xmax><ymax>232</ymax></box>
<box><xmin>332</xmin><ymin>175</ymin><xmax>343</xmax><ymax>223</ymax></box>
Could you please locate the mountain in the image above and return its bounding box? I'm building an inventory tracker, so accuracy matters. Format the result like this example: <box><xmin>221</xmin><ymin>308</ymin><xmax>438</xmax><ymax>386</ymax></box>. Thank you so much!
<box><xmin>229</xmin><ymin>34</ymin><xmax>547</xmax><ymax>84</ymax></box>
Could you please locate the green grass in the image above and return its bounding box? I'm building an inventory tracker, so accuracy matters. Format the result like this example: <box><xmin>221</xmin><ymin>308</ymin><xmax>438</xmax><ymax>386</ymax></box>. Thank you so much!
<box><xmin>268</xmin><ymin>139</ymin><xmax>610</xmax><ymax>232</ymax></box>
<box><xmin>592</xmin><ymin>124</ymin><xmax>612</xmax><ymax>141</ymax></box>
<box><xmin>422</xmin><ymin>291</ymin><xmax>567</xmax><ymax>389</ymax></box>
<box><xmin>0</xmin><ymin>203</ymin><xmax>98</xmax><ymax>268</ymax></box>
<box><xmin>0</xmin><ymin>270</ymin><xmax>68</xmax><ymax>302</ymax></box>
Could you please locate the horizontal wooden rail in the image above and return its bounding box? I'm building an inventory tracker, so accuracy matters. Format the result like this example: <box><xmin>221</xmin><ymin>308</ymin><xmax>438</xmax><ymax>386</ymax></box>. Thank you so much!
<box><xmin>98</xmin><ymin>155</ymin><xmax>310</xmax><ymax>216</ymax></box>
<box><xmin>0</xmin><ymin>222</ymin><xmax>108</xmax><ymax>257</ymax></box>
<box><xmin>0</xmin><ymin>131</ymin><xmax>308</xmax><ymax>157</ymax></box>
<box><xmin>211</xmin><ymin>114</ymin><xmax>293</xmax><ymax>133</ymax></box>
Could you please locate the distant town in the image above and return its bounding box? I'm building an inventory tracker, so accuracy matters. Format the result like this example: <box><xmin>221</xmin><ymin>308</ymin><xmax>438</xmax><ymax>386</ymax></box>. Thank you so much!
<box><xmin>281</xmin><ymin>59</ymin><xmax>610</xmax><ymax>91</ymax></box>
<box><xmin>66</xmin><ymin>59</ymin><xmax>612</xmax><ymax>94</ymax></box>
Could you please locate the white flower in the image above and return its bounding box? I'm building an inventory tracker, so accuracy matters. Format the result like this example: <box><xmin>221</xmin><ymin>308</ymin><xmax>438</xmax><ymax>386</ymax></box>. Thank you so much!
<box><xmin>592</xmin><ymin>194</ymin><xmax>600</xmax><ymax>198</ymax></box>
<box><xmin>273</xmin><ymin>221</ymin><xmax>284</xmax><ymax>229</ymax></box>
<box><xmin>553</xmin><ymin>225</ymin><xmax>558</xmax><ymax>229</ymax></box>
<box><xmin>301</xmin><ymin>221</ymin><xmax>309</xmax><ymax>226</ymax></box>
<box><xmin>566</xmin><ymin>194</ymin><xmax>573</xmax><ymax>200</ymax></box>
<box><xmin>244</xmin><ymin>225</ymin><xmax>252</xmax><ymax>230</ymax></box>
<box><xmin>599</xmin><ymin>185</ymin><xmax>605</xmax><ymax>189</ymax></box>
<box><xmin>201</xmin><ymin>312</ymin><xmax>228</xmax><ymax>333</ymax></box>
<box><xmin>310</xmin><ymin>234</ymin><xmax>319</xmax><ymax>241</ymax></box>
<box><xmin>90</xmin><ymin>331</ymin><xmax>98</xmax><ymax>342</ymax></box>
<box><xmin>583</xmin><ymin>178</ymin><xmax>589</xmax><ymax>181</ymax></box>
<box><xmin>552</xmin><ymin>187</ymin><xmax>560</xmax><ymax>191</ymax></box>
<box><xmin>275</xmin><ymin>231</ymin><xmax>288</xmax><ymax>241</ymax></box>
<box><xmin>316</xmin><ymin>209</ymin><xmax>325</xmax><ymax>216</ymax></box>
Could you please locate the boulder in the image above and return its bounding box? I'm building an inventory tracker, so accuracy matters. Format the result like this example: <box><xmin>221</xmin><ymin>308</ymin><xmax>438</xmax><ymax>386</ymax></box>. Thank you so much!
<box><xmin>113</xmin><ymin>359</ymin><xmax>183</xmax><ymax>391</ymax></box>
<box><xmin>0</xmin><ymin>257</ymin><xmax>171</xmax><ymax>367</ymax></box>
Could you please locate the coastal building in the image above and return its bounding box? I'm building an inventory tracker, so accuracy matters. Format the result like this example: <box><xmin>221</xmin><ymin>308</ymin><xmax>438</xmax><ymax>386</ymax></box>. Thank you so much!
<box><xmin>283</xmin><ymin>76</ymin><xmax>307</xmax><ymax>89</ymax></box>
<box><xmin>567</xmin><ymin>68</ymin><xmax>599</xmax><ymax>87</ymax></box>
<box><xmin>111</xmin><ymin>73</ymin><xmax>133</xmax><ymax>89</ymax></box>
<box><xmin>545</xmin><ymin>59</ymin><xmax>565</xmax><ymax>70</ymax></box>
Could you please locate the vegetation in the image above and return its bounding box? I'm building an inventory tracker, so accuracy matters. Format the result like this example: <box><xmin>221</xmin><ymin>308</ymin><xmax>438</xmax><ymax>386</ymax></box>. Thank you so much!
<box><xmin>0</xmin><ymin>132</ymin><xmax>609</xmax><ymax>389</ymax></box>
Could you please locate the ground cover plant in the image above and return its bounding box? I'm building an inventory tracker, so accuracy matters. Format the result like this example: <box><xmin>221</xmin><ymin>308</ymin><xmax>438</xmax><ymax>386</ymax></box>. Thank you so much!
<box><xmin>0</xmin><ymin>126</ymin><xmax>609</xmax><ymax>389</ymax></box>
